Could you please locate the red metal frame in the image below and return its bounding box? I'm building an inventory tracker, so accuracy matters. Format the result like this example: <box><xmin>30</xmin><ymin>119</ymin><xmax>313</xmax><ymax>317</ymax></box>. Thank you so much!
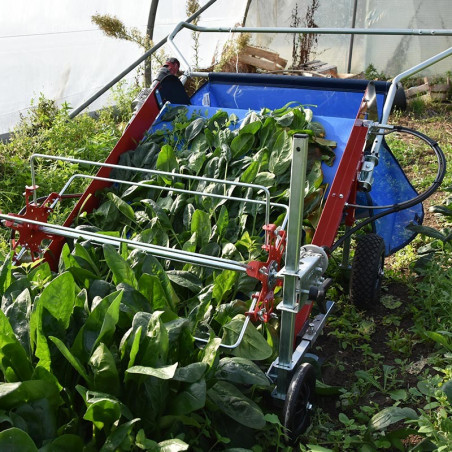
<box><xmin>293</xmin><ymin>88</ymin><xmax>372</xmax><ymax>337</ymax></box>
<box><xmin>6</xmin><ymin>72</ymin><xmax>373</xmax><ymax>342</ymax></box>
<box><xmin>44</xmin><ymin>88</ymin><xmax>162</xmax><ymax>269</ymax></box>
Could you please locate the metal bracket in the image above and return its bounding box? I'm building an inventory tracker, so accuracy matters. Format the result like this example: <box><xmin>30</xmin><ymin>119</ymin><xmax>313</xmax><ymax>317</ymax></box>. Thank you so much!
<box><xmin>5</xmin><ymin>187</ymin><xmax>61</xmax><ymax>261</ymax></box>
<box><xmin>245</xmin><ymin>224</ymin><xmax>286</xmax><ymax>323</ymax></box>
<box><xmin>276</xmin><ymin>244</ymin><xmax>328</xmax><ymax>314</ymax></box>
<box><xmin>358</xmin><ymin>154</ymin><xmax>378</xmax><ymax>192</ymax></box>
<box><xmin>358</xmin><ymin>121</ymin><xmax>396</xmax><ymax>192</ymax></box>
<box><xmin>268</xmin><ymin>300</ymin><xmax>335</xmax><ymax>397</ymax></box>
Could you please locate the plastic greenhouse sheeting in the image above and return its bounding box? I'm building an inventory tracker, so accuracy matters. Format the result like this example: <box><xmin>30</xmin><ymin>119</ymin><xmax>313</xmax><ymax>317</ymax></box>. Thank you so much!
<box><xmin>245</xmin><ymin>0</ymin><xmax>452</xmax><ymax>77</ymax></box>
<box><xmin>0</xmin><ymin>0</ymin><xmax>246</xmax><ymax>135</ymax></box>
<box><xmin>2</xmin><ymin>0</ymin><xmax>450</xmax><ymax>136</ymax></box>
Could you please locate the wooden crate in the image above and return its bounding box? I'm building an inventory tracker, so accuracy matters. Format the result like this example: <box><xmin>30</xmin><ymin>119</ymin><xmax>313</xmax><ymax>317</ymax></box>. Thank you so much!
<box><xmin>238</xmin><ymin>45</ymin><xmax>287</xmax><ymax>72</ymax></box>
<box><xmin>406</xmin><ymin>77</ymin><xmax>450</xmax><ymax>102</ymax></box>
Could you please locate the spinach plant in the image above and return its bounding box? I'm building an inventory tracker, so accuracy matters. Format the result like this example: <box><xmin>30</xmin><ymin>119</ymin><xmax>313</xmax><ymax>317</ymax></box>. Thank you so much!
<box><xmin>0</xmin><ymin>102</ymin><xmax>336</xmax><ymax>450</ymax></box>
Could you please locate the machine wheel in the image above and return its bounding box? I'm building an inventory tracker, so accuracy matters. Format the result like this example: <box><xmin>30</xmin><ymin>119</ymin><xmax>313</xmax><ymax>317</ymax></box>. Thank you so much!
<box><xmin>392</xmin><ymin>84</ymin><xmax>407</xmax><ymax>112</ymax></box>
<box><xmin>349</xmin><ymin>233</ymin><xmax>385</xmax><ymax>309</ymax></box>
<box><xmin>283</xmin><ymin>362</ymin><xmax>316</xmax><ymax>442</ymax></box>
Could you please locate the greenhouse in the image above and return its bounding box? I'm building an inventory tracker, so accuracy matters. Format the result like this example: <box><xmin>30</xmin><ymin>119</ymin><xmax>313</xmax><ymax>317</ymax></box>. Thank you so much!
<box><xmin>1</xmin><ymin>0</ymin><xmax>451</xmax><ymax>136</ymax></box>
<box><xmin>0</xmin><ymin>1</ymin><xmax>451</xmax><ymax>450</ymax></box>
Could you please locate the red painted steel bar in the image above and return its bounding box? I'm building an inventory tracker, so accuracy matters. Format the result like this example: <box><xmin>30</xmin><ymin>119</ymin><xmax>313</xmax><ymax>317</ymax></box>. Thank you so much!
<box><xmin>45</xmin><ymin>90</ymin><xmax>161</xmax><ymax>268</ymax></box>
<box><xmin>293</xmin><ymin>87</ymin><xmax>372</xmax><ymax>338</ymax></box>
<box><xmin>311</xmin><ymin>123</ymin><xmax>368</xmax><ymax>249</ymax></box>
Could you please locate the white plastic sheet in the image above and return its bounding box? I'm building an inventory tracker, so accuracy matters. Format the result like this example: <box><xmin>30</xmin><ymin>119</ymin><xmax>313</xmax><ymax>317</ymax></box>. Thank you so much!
<box><xmin>0</xmin><ymin>0</ymin><xmax>247</xmax><ymax>135</ymax></box>
<box><xmin>245</xmin><ymin>0</ymin><xmax>452</xmax><ymax>76</ymax></box>
<box><xmin>1</xmin><ymin>0</ymin><xmax>450</xmax><ymax>135</ymax></box>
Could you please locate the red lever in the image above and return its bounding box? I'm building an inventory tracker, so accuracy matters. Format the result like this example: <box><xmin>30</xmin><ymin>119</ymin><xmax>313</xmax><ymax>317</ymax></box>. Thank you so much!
<box><xmin>5</xmin><ymin>186</ymin><xmax>60</xmax><ymax>261</ymax></box>
<box><xmin>245</xmin><ymin>224</ymin><xmax>286</xmax><ymax>323</ymax></box>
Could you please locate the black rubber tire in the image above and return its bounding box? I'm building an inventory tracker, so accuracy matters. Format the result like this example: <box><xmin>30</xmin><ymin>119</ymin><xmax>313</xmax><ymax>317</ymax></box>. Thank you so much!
<box><xmin>392</xmin><ymin>84</ymin><xmax>407</xmax><ymax>112</ymax></box>
<box><xmin>283</xmin><ymin>362</ymin><xmax>316</xmax><ymax>443</ymax></box>
<box><xmin>349</xmin><ymin>233</ymin><xmax>385</xmax><ymax>309</ymax></box>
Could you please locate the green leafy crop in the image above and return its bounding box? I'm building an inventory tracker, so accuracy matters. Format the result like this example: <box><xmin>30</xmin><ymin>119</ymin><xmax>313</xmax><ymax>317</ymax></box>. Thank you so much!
<box><xmin>0</xmin><ymin>103</ymin><xmax>336</xmax><ymax>450</ymax></box>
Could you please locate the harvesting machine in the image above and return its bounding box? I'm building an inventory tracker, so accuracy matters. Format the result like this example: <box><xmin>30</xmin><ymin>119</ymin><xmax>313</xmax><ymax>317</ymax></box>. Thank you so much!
<box><xmin>1</xmin><ymin>21</ymin><xmax>451</xmax><ymax>439</ymax></box>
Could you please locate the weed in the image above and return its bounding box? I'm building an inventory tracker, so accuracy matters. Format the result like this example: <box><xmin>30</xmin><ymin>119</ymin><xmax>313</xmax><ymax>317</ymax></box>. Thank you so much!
<box><xmin>406</xmin><ymin>369</ymin><xmax>452</xmax><ymax>450</ymax></box>
<box><xmin>386</xmin><ymin>328</ymin><xmax>415</xmax><ymax>357</ymax></box>
<box><xmin>382</xmin><ymin>313</ymin><xmax>402</xmax><ymax>327</ymax></box>
<box><xmin>355</xmin><ymin>365</ymin><xmax>403</xmax><ymax>394</ymax></box>
<box><xmin>186</xmin><ymin>0</ymin><xmax>201</xmax><ymax>69</ymax></box>
<box><xmin>364</xmin><ymin>63</ymin><xmax>388</xmax><ymax>81</ymax></box>
<box><xmin>213</xmin><ymin>33</ymin><xmax>251</xmax><ymax>73</ymax></box>
<box><xmin>290</xmin><ymin>0</ymin><xmax>319</xmax><ymax>68</ymax></box>
<box><xmin>380</xmin><ymin>295</ymin><xmax>403</xmax><ymax>310</ymax></box>
<box><xmin>327</xmin><ymin>304</ymin><xmax>376</xmax><ymax>351</ymax></box>
<box><xmin>91</xmin><ymin>13</ymin><xmax>152</xmax><ymax>85</ymax></box>
<box><xmin>408</xmin><ymin>97</ymin><xmax>427</xmax><ymax>117</ymax></box>
<box><xmin>359</xmin><ymin>343</ymin><xmax>384</xmax><ymax>367</ymax></box>
<box><xmin>0</xmin><ymin>86</ymin><xmax>137</xmax><ymax>245</ymax></box>
<box><xmin>410</xmin><ymin>254</ymin><xmax>452</xmax><ymax>333</ymax></box>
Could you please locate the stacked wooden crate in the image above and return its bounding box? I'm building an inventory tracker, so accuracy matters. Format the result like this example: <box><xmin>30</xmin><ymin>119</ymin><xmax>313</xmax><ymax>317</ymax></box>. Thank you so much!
<box><xmin>238</xmin><ymin>45</ymin><xmax>288</xmax><ymax>71</ymax></box>
<box><xmin>406</xmin><ymin>76</ymin><xmax>451</xmax><ymax>102</ymax></box>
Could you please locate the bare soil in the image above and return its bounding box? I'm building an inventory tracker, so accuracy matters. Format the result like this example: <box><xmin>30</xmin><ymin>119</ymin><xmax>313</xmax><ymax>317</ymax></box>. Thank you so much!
<box><xmin>309</xmin><ymin>105</ymin><xmax>451</xmax><ymax>445</ymax></box>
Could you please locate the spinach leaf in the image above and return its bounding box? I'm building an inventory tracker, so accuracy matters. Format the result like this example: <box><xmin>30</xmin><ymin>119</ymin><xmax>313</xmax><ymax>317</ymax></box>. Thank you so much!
<box><xmin>0</xmin><ymin>428</ymin><xmax>38</xmax><ymax>451</ymax></box>
<box><xmin>222</xmin><ymin>315</ymin><xmax>272</xmax><ymax>360</ymax></box>
<box><xmin>215</xmin><ymin>357</ymin><xmax>270</xmax><ymax>386</ymax></box>
<box><xmin>103</xmin><ymin>245</ymin><xmax>138</xmax><ymax>289</ymax></box>
<box><xmin>207</xmin><ymin>381</ymin><xmax>266</xmax><ymax>429</ymax></box>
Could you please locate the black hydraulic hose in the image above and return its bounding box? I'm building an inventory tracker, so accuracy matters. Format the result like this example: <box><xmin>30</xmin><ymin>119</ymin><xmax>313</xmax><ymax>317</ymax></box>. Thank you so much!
<box><xmin>69</xmin><ymin>0</ymin><xmax>219</xmax><ymax>119</ymax></box>
<box><xmin>330</xmin><ymin>125</ymin><xmax>447</xmax><ymax>253</ymax></box>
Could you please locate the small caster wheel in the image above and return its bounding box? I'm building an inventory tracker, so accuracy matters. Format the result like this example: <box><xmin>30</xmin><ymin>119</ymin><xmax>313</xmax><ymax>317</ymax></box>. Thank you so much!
<box><xmin>283</xmin><ymin>362</ymin><xmax>316</xmax><ymax>442</ymax></box>
<box><xmin>349</xmin><ymin>233</ymin><xmax>385</xmax><ymax>309</ymax></box>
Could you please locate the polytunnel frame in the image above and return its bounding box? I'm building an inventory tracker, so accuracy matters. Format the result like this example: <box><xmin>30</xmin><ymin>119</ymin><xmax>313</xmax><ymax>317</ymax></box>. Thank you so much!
<box><xmin>69</xmin><ymin>0</ymin><xmax>452</xmax><ymax>120</ymax></box>
<box><xmin>69</xmin><ymin>0</ymin><xmax>221</xmax><ymax>119</ymax></box>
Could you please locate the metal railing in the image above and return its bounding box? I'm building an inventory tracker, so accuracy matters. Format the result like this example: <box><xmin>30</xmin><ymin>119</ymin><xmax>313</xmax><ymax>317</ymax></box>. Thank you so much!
<box><xmin>70</xmin><ymin>1</ymin><xmax>452</xmax><ymax>118</ymax></box>
<box><xmin>29</xmin><ymin>154</ymin><xmax>282</xmax><ymax>229</ymax></box>
<box><xmin>168</xmin><ymin>22</ymin><xmax>452</xmax><ymax>78</ymax></box>
<box><xmin>69</xmin><ymin>0</ymin><xmax>220</xmax><ymax>118</ymax></box>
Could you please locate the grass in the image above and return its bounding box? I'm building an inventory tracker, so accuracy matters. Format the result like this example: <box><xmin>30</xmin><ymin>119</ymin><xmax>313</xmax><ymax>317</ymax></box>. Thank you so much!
<box><xmin>0</xmin><ymin>85</ymin><xmax>139</xmax><ymax>258</ymax></box>
<box><xmin>300</xmin><ymin>101</ymin><xmax>452</xmax><ymax>451</ymax></box>
<box><xmin>0</xmin><ymin>94</ymin><xmax>451</xmax><ymax>451</ymax></box>
<box><xmin>387</xmin><ymin>103</ymin><xmax>452</xmax><ymax>191</ymax></box>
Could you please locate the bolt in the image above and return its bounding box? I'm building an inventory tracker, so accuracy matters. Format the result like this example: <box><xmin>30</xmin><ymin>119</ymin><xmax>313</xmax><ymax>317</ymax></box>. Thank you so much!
<box><xmin>339</xmin><ymin>194</ymin><xmax>344</xmax><ymax>199</ymax></box>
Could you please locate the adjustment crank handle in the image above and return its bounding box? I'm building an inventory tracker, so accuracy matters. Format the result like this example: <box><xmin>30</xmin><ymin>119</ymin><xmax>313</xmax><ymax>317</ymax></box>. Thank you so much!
<box><xmin>308</xmin><ymin>278</ymin><xmax>334</xmax><ymax>314</ymax></box>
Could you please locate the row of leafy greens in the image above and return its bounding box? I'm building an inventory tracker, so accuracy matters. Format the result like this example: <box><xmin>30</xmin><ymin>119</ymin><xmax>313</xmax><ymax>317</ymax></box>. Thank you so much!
<box><xmin>0</xmin><ymin>102</ymin><xmax>336</xmax><ymax>450</ymax></box>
